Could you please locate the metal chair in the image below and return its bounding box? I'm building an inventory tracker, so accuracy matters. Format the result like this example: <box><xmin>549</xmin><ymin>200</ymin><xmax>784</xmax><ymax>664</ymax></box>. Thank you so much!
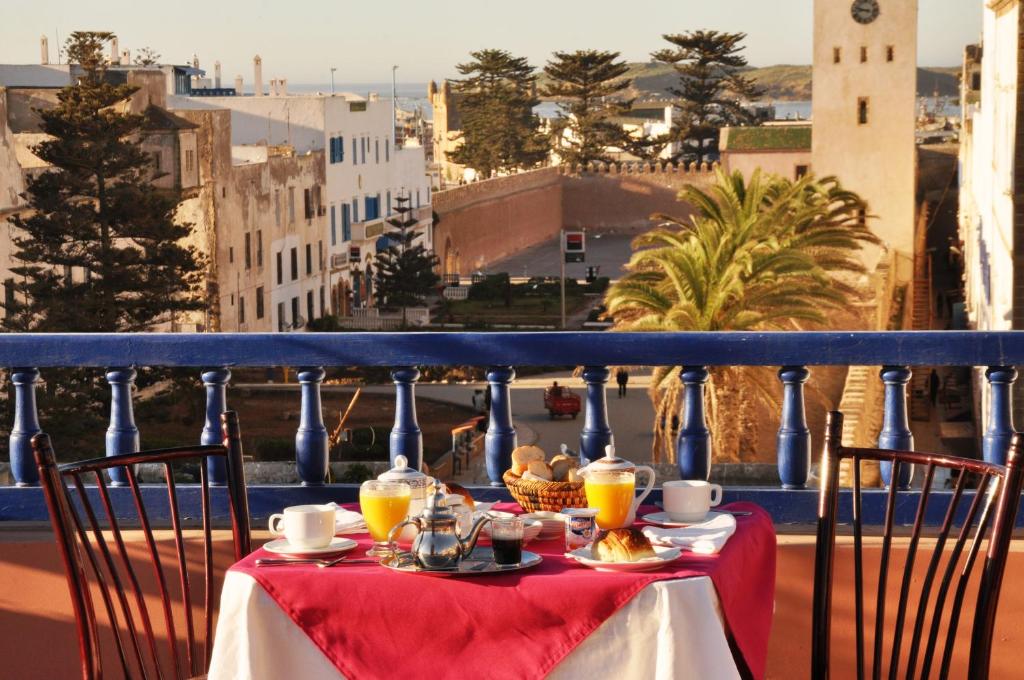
<box><xmin>811</xmin><ymin>410</ymin><xmax>1024</xmax><ymax>680</ymax></box>
<box><xmin>33</xmin><ymin>411</ymin><xmax>251</xmax><ymax>680</ymax></box>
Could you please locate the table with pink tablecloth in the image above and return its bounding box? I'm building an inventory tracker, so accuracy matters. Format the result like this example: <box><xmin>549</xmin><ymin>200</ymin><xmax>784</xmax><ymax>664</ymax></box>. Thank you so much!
<box><xmin>208</xmin><ymin>502</ymin><xmax>776</xmax><ymax>680</ymax></box>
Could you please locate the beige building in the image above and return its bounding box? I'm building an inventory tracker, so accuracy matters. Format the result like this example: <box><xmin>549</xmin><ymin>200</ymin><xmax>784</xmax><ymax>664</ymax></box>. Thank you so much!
<box><xmin>428</xmin><ymin>80</ymin><xmax>465</xmax><ymax>186</ymax></box>
<box><xmin>812</xmin><ymin>0</ymin><xmax>918</xmax><ymax>260</ymax></box>
<box><xmin>175</xmin><ymin>108</ymin><xmax>327</xmax><ymax>332</ymax></box>
<box><xmin>719</xmin><ymin>124</ymin><xmax>812</xmax><ymax>181</ymax></box>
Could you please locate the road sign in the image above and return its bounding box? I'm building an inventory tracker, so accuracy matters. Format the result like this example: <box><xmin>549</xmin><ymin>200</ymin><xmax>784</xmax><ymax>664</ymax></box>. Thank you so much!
<box><xmin>564</xmin><ymin>231</ymin><xmax>585</xmax><ymax>263</ymax></box>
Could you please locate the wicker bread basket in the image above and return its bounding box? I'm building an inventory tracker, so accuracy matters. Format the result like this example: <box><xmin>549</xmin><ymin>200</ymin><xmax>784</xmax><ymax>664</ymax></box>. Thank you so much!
<box><xmin>503</xmin><ymin>470</ymin><xmax>587</xmax><ymax>512</ymax></box>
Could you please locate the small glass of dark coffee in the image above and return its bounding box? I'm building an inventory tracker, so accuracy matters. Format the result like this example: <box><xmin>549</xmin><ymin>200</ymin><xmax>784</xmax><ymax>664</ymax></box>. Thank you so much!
<box><xmin>490</xmin><ymin>517</ymin><xmax>524</xmax><ymax>565</ymax></box>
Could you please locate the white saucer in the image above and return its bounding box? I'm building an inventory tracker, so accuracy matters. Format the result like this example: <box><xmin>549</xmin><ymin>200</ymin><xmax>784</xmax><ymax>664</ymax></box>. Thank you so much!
<box><xmin>640</xmin><ymin>510</ymin><xmax>726</xmax><ymax>528</ymax></box>
<box><xmin>566</xmin><ymin>544</ymin><xmax>683</xmax><ymax>572</ymax></box>
<box><xmin>263</xmin><ymin>536</ymin><xmax>358</xmax><ymax>557</ymax></box>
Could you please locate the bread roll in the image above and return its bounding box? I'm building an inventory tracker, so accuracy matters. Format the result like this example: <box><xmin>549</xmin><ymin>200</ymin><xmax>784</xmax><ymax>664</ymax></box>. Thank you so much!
<box><xmin>521</xmin><ymin>470</ymin><xmax>549</xmax><ymax>482</ymax></box>
<box><xmin>550</xmin><ymin>458</ymin><xmax>570</xmax><ymax>482</ymax></box>
<box><xmin>512</xmin><ymin>462</ymin><xmax>529</xmax><ymax>476</ymax></box>
<box><xmin>443</xmin><ymin>482</ymin><xmax>474</xmax><ymax>509</ymax></box>
<box><xmin>551</xmin><ymin>453</ymin><xmax>579</xmax><ymax>469</ymax></box>
<box><xmin>566</xmin><ymin>468</ymin><xmax>581</xmax><ymax>483</ymax></box>
<box><xmin>591</xmin><ymin>528</ymin><xmax>656</xmax><ymax>562</ymax></box>
<box><xmin>511</xmin><ymin>445</ymin><xmax>545</xmax><ymax>466</ymax></box>
<box><xmin>526</xmin><ymin>460</ymin><xmax>553</xmax><ymax>481</ymax></box>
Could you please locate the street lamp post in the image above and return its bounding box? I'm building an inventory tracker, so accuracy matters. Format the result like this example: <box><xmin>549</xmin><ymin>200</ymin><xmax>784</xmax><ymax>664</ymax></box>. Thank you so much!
<box><xmin>330</xmin><ymin>67</ymin><xmax>336</xmax><ymax>94</ymax></box>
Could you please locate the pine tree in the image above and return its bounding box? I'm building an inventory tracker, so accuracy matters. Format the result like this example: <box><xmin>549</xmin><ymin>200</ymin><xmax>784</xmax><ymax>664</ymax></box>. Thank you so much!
<box><xmin>542</xmin><ymin>50</ymin><xmax>636</xmax><ymax>167</ymax></box>
<box><xmin>1</xmin><ymin>31</ymin><xmax>205</xmax><ymax>454</ymax></box>
<box><xmin>4</xmin><ymin>31</ymin><xmax>204</xmax><ymax>333</ymax></box>
<box><xmin>374</xmin><ymin>195</ymin><xmax>440</xmax><ymax>322</ymax></box>
<box><xmin>449</xmin><ymin>50</ymin><xmax>548</xmax><ymax>177</ymax></box>
<box><xmin>652</xmin><ymin>31</ymin><xmax>765</xmax><ymax>164</ymax></box>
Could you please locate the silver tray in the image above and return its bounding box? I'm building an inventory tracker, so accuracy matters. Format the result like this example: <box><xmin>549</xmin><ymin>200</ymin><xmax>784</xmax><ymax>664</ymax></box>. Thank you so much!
<box><xmin>381</xmin><ymin>547</ymin><xmax>542</xmax><ymax>576</ymax></box>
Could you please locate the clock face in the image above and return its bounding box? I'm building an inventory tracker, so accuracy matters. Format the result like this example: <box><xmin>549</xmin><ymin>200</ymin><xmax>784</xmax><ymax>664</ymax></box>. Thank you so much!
<box><xmin>851</xmin><ymin>0</ymin><xmax>880</xmax><ymax>24</ymax></box>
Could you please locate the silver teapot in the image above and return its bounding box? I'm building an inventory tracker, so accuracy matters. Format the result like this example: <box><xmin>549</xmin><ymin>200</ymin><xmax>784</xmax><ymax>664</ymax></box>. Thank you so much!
<box><xmin>388</xmin><ymin>481</ymin><xmax>490</xmax><ymax>570</ymax></box>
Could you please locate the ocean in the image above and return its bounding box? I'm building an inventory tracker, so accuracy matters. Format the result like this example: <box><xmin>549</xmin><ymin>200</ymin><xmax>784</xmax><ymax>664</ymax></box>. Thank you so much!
<box><xmin>287</xmin><ymin>84</ymin><xmax>960</xmax><ymax>123</ymax></box>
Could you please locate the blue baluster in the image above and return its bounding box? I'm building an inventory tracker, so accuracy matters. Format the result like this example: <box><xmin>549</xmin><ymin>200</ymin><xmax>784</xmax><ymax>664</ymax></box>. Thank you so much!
<box><xmin>677</xmin><ymin>366</ymin><xmax>711</xmax><ymax>481</ymax></box>
<box><xmin>390</xmin><ymin>367</ymin><xmax>423</xmax><ymax>471</ymax></box>
<box><xmin>9</xmin><ymin>368</ymin><xmax>41</xmax><ymax>487</ymax></box>
<box><xmin>201</xmin><ymin>368</ymin><xmax>231</xmax><ymax>485</ymax></box>
<box><xmin>295</xmin><ymin>367</ymin><xmax>328</xmax><ymax>486</ymax></box>
<box><xmin>485</xmin><ymin>366</ymin><xmax>517</xmax><ymax>486</ymax></box>
<box><xmin>106</xmin><ymin>367</ymin><xmax>140</xmax><ymax>487</ymax></box>
<box><xmin>983</xmin><ymin>366</ymin><xmax>1017</xmax><ymax>465</ymax></box>
<box><xmin>579</xmin><ymin>366</ymin><xmax>613</xmax><ymax>465</ymax></box>
<box><xmin>878</xmin><ymin>366</ymin><xmax>914</xmax><ymax>489</ymax></box>
<box><xmin>777</xmin><ymin>366</ymin><xmax>811</xmax><ymax>489</ymax></box>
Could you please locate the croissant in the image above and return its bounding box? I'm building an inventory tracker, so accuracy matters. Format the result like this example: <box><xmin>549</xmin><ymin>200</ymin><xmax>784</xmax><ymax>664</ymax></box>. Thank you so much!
<box><xmin>591</xmin><ymin>528</ymin><xmax>656</xmax><ymax>562</ymax></box>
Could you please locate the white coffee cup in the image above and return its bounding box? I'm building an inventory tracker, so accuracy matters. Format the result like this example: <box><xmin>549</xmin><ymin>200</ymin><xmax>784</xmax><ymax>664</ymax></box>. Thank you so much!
<box><xmin>662</xmin><ymin>480</ymin><xmax>723</xmax><ymax>523</ymax></box>
<box><xmin>268</xmin><ymin>504</ymin><xmax>336</xmax><ymax>549</ymax></box>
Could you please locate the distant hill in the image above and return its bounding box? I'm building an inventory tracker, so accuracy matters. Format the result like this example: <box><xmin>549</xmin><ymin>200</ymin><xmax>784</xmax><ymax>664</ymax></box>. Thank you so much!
<box><xmin>538</xmin><ymin>63</ymin><xmax>961</xmax><ymax>102</ymax></box>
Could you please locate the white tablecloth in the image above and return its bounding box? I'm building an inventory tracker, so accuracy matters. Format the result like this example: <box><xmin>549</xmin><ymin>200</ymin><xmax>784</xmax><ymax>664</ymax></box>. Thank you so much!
<box><xmin>208</xmin><ymin>570</ymin><xmax>741</xmax><ymax>680</ymax></box>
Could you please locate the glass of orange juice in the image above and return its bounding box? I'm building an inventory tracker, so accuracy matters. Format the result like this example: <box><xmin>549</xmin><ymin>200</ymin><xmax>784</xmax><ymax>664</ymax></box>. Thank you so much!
<box><xmin>359</xmin><ymin>480</ymin><xmax>411</xmax><ymax>557</ymax></box>
<box><xmin>584</xmin><ymin>471</ymin><xmax>636</xmax><ymax>529</ymax></box>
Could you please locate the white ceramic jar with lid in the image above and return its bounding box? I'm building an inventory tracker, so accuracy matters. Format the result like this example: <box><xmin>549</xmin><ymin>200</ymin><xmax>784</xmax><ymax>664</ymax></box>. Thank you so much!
<box><xmin>377</xmin><ymin>455</ymin><xmax>433</xmax><ymax>541</ymax></box>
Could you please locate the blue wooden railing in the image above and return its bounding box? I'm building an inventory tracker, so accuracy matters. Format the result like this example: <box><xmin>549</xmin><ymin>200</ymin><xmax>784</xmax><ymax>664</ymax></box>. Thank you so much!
<box><xmin>1</xmin><ymin>332</ymin><xmax>1022</xmax><ymax>524</ymax></box>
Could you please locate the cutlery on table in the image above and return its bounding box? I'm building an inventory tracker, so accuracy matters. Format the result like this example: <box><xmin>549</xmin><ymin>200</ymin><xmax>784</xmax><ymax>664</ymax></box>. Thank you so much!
<box><xmin>255</xmin><ymin>556</ymin><xmax>376</xmax><ymax>568</ymax></box>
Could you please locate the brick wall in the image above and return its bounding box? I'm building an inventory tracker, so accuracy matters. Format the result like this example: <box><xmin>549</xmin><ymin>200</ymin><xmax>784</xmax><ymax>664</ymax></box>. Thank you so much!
<box><xmin>432</xmin><ymin>162</ymin><xmax>718</xmax><ymax>273</ymax></box>
<box><xmin>433</xmin><ymin>167</ymin><xmax>563</xmax><ymax>274</ymax></box>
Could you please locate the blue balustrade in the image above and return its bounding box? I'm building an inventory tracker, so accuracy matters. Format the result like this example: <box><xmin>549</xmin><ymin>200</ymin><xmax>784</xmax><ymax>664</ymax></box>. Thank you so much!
<box><xmin>8</xmin><ymin>367</ymin><xmax>41</xmax><ymax>487</ymax></box>
<box><xmin>201</xmin><ymin>368</ymin><xmax>231</xmax><ymax>485</ymax></box>
<box><xmin>296</xmin><ymin>367</ymin><xmax>328</xmax><ymax>486</ymax></box>
<box><xmin>878</xmin><ymin>366</ymin><xmax>914</xmax><ymax>489</ymax></box>
<box><xmin>106</xmin><ymin>368</ymin><xmax>140</xmax><ymax>486</ymax></box>
<box><xmin>677</xmin><ymin>366</ymin><xmax>711</xmax><ymax>480</ymax></box>
<box><xmin>485</xmin><ymin>366</ymin><xmax>517</xmax><ymax>486</ymax></box>
<box><xmin>5</xmin><ymin>332</ymin><xmax>1024</xmax><ymax>515</ymax></box>
<box><xmin>579</xmin><ymin>365</ymin><xmax>613</xmax><ymax>465</ymax></box>
<box><xmin>983</xmin><ymin>366</ymin><xmax>1017</xmax><ymax>465</ymax></box>
<box><xmin>777</xmin><ymin>366</ymin><xmax>811</xmax><ymax>489</ymax></box>
<box><xmin>390</xmin><ymin>367</ymin><xmax>423</xmax><ymax>471</ymax></box>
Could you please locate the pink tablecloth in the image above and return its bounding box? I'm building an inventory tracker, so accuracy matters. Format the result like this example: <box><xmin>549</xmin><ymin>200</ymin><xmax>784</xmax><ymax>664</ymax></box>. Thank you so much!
<box><xmin>230</xmin><ymin>501</ymin><xmax>776</xmax><ymax>680</ymax></box>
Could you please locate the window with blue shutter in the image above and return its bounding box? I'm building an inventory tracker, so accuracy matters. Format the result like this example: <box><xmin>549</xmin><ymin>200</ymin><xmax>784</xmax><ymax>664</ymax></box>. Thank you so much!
<box><xmin>385</xmin><ymin>138</ymin><xmax>390</xmax><ymax>162</ymax></box>
<box><xmin>330</xmin><ymin>205</ymin><xmax>337</xmax><ymax>245</ymax></box>
<box><xmin>361</xmin><ymin>137</ymin><xmax>366</xmax><ymax>164</ymax></box>
<box><xmin>375</xmin><ymin>139</ymin><xmax>379</xmax><ymax>163</ymax></box>
<box><xmin>352</xmin><ymin>138</ymin><xmax>357</xmax><ymax>165</ymax></box>
<box><xmin>386</xmin><ymin>190</ymin><xmax>391</xmax><ymax>216</ymax></box>
<box><xmin>339</xmin><ymin>136</ymin><xmax>344</xmax><ymax>162</ymax></box>
<box><xmin>365</xmin><ymin>196</ymin><xmax>380</xmax><ymax>221</ymax></box>
<box><xmin>342</xmin><ymin>204</ymin><xmax>351</xmax><ymax>241</ymax></box>
<box><xmin>352</xmin><ymin>198</ymin><xmax>359</xmax><ymax>223</ymax></box>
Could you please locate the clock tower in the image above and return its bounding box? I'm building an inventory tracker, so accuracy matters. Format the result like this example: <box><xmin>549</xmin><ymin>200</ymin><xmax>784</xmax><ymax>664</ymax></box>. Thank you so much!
<box><xmin>812</xmin><ymin>0</ymin><xmax>918</xmax><ymax>260</ymax></box>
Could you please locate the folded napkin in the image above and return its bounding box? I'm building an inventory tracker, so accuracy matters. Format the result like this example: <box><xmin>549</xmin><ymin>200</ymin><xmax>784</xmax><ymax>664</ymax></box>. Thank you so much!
<box><xmin>641</xmin><ymin>512</ymin><xmax>737</xmax><ymax>555</ymax></box>
<box><xmin>324</xmin><ymin>502</ymin><xmax>366</xmax><ymax>532</ymax></box>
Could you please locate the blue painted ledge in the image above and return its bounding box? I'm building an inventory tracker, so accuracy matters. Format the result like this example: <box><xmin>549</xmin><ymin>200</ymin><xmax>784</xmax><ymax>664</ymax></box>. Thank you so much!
<box><xmin>3</xmin><ymin>486</ymin><xmax>1022</xmax><ymax>529</ymax></box>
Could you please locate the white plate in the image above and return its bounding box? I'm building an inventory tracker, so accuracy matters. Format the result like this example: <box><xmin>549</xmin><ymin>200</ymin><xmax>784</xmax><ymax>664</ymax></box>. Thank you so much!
<box><xmin>263</xmin><ymin>536</ymin><xmax>358</xmax><ymax>557</ymax></box>
<box><xmin>483</xmin><ymin>519</ymin><xmax>543</xmax><ymax>544</ymax></box>
<box><xmin>566</xmin><ymin>544</ymin><xmax>683</xmax><ymax>572</ymax></box>
<box><xmin>640</xmin><ymin>510</ymin><xmax>727</xmax><ymax>528</ymax></box>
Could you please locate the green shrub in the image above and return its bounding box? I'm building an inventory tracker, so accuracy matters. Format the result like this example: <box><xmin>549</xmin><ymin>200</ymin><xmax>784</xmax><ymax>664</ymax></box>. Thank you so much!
<box><xmin>468</xmin><ymin>273</ymin><xmax>511</xmax><ymax>301</ymax></box>
<box><xmin>337</xmin><ymin>463</ymin><xmax>375</xmax><ymax>484</ymax></box>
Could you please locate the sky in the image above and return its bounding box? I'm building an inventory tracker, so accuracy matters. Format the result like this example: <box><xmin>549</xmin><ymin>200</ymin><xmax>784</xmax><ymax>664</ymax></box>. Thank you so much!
<box><xmin>0</xmin><ymin>0</ymin><xmax>982</xmax><ymax>84</ymax></box>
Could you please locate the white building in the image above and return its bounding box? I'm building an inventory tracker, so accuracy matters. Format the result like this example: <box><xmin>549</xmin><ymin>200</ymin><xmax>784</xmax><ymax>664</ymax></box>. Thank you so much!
<box><xmin>171</xmin><ymin>83</ymin><xmax>432</xmax><ymax>323</ymax></box>
<box><xmin>958</xmin><ymin>2</ymin><xmax>1022</xmax><ymax>424</ymax></box>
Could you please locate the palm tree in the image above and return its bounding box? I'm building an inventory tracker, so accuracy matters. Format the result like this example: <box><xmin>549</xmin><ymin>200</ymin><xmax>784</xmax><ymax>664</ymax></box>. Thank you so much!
<box><xmin>604</xmin><ymin>168</ymin><xmax>879</xmax><ymax>462</ymax></box>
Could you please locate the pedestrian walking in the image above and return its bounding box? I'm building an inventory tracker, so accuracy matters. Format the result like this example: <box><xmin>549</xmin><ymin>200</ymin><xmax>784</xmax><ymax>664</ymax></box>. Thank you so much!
<box><xmin>615</xmin><ymin>367</ymin><xmax>629</xmax><ymax>398</ymax></box>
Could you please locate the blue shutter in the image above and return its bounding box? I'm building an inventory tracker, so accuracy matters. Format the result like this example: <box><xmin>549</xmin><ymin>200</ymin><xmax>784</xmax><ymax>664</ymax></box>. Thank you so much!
<box><xmin>385</xmin><ymin>139</ymin><xmax>390</xmax><ymax>162</ymax></box>
<box><xmin>353</xmin><ymin>199</ymin><xmax>359</xmax><ymax>223</ymax></box>
<box><xmin>330</xmin><ymin>205</ymin><xmax>337</xmax><ymax>245</ymax></box>
<box><xmin>339</xmin><ymin>136</ymin><xmax>345</xmax><ymax>162</ymax></box>
<box><xmin>386</xmin><ymin>191</ymin><xmax>391</xmax><ymax>216</ymax></box>
<box><xmin>342</xmin><ymin>204</ymin><xmax>351</xmax><ymax>241</ymax></box>
<box><xmin>352</xmin><ymin>138</ymin><xmax>357</xmax><ymax>165</ymax></box>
